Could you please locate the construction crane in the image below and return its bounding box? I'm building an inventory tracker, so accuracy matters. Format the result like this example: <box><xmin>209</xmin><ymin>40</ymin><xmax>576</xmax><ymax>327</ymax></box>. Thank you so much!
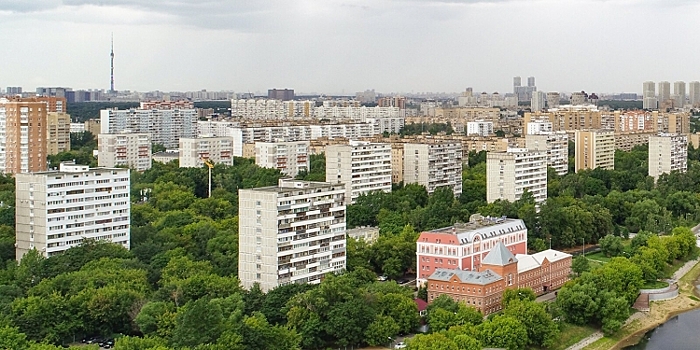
<box><xmin>203</xmin><ymin>158</ymin><xmax>214</xmax><ymax>198</ymax></box>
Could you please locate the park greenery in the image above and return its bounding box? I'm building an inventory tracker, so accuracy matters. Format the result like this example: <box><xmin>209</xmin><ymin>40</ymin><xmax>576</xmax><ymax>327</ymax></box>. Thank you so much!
<box><xmin>0</xmin><ymin>130</ymin><xmax>697</xmax><ymax>348</ymax></box>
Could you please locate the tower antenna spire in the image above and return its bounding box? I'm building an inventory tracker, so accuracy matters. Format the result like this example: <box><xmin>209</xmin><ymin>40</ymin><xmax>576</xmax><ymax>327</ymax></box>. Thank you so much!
<box><xmin>110</xmin><ymin>33</ymin><xmax>115</xmax><ymax>93</ymax></box>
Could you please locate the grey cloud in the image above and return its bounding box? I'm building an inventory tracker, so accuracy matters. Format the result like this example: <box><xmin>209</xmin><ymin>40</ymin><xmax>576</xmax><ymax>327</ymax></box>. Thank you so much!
<box><xmin>0</xmin><ymin>0</ymin><xmax>61</xmax><ymax>12</ymax></box>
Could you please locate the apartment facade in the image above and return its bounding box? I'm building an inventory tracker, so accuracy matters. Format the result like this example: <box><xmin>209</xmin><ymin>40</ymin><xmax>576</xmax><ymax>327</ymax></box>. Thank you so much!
<box><xmin>403</xmin><ymin>142</ymin><xmax>463</xmax><ymax>197</ymax></box>
<box><xmin>466</xmin><ymin>121</ymin><xmax>494</xmax><ymax>136</ymax></box>
<box><xmin>574</xmin><ymin>130</ymin><xmax>615</xmax><ymax>172</ymax></box>
<box><xmin>15</xmin><ymin>162</ymin><xmax>130</xmax><ymax>260</ymax></box>
<box><xmin>238</xmin><ymin>179</ymin><xmax>347</xmax><ymax>292</ymax></box>
<box><xmin>179</xmin><ymin>136</ymin><xmax>234</xmax><ymax>168</ymax></box>
<box><xmin>416</xmin><ymin>215</ymin><xmax>528</xmax><ymax>287</ymax></box>
<box><xmin>0</xmin><ymin>98</ymin><xmax>47</xmax><ymax>174</ymax></box>
<box><xmin>648</xmin><ymin>133</ymin><xmax>688</xmax><ymax>180</ymax></box>
<box><xmin>486</xmin><ymin>149</ymin><xmax>548</xmax><ymax>205</ymax></box>
<box><xmin>525</xmin><ymin>132</ymin><xmax>569</xmax><ymax>176</ymax></box>
<box><xmin>426</xmin><ymin>242</ymin><xmax>571</xmax><ymax>315</ymax></box>
<box><xmin>100</xmin><ymin>101</ymin><xmax>197</xmax><ymax>148</ymax></box>
<box><xmin>47</xmin><ymin>112</ymin><xmax>71</xmax><ymax>155</ymax></box>
<box><xmin>255</xmin><ymin>141</ymin><xmax>310</xmax><ymax>177</ymax></box>
<box><xmin>98</xmin><ymin>133</ymin><xmax>152</xmax><ymax>171</ymax></box>
<box><xmin>326</xmin><ymin>141</ymin><xmax>392</xmax><ymax>204</ymax></box>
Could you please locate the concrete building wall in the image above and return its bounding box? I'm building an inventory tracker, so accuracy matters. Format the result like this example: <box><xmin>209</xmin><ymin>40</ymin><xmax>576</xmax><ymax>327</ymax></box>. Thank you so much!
<box><xmin>325</xmin><ymin>141</ymin><xmax>392</xmax><ymax>204</ymax></box>
<box><xmin>255</xmin><ymin>141</ymin><xmax>310</xmax><ymax>177</ymax></box>
<box><xmin>486</xmin><ymin>149</ymin><xmax>548</xmax><ymax>204</ymax></box>
<box><xmin>0</xmin><ymin>98</ymin><xmax>48</xmax><ymax>174</ymax></box>
<box><xmin>525</xmin><ymin>132</ymin><xmax>569</xmax><ymax>176</ymax></box>
<box><xmin>47</xmin><ymin>112</ymin><xmax>71</xmax><ymax>155</ymax></box>
<box><xmin>179</xmin><ymin>137</ymin><xmax>234</xmax><ymax>168</ymax></box>
<box><xmin>574</xmin><ymin>130</ymin><xmax>615</xmax><ymax>172</ymax></box>
<box><xmin>649</xmin><ymin>134</ymin><xmax>687</xmax><ymax>180</ymax></box>
<box><xmin>98</xmin><ymin>133</ymin><xmax>152</xmax><ymax>171</ymax></box>
<box><xmin>403</xmin><ymin>142</ymin><xmax>463</xmax><ymax>196</ymax></box>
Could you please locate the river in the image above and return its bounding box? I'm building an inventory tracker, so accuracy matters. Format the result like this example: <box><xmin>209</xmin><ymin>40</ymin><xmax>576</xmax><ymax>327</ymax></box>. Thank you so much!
<box><xmin>622</xmin><ymin>308</ymin><xmax>700</xmax><ymax>350</ymax></box>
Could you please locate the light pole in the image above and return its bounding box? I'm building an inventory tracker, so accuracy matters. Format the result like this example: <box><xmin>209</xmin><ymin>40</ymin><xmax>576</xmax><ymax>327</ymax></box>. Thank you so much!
<box><xmin>582</xmin><ymin>238</ymin><xmax>585</xmax><ymax>256</ymax></box>
<box><xmin>203</xmin><ymin>159</ymin><xmax>214</xmax><ymax>198</ymax></box>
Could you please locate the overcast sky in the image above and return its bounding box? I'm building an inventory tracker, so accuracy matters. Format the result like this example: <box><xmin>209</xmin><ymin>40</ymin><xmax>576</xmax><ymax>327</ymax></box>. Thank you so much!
<box><xmin>1</xmin><ymin>0</ymin><xmax>698</xmax><ymax>95</ymax></box>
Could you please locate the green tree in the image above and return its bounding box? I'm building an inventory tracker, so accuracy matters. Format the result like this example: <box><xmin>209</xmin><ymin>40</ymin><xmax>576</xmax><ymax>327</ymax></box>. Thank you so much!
<box><xmin>503</xmin><ymin>299</ymin><xmax>558</xmax><ymax>347</ymax></box>
<box><xmin>477</xmin><ymin>316</ymin><xmax>528</xmax><ymax>350</ymax></box>
<box><xmin>407</xmin><ymin>333</ymin><xmax>459</xmax><ymax>350</ymax></box>
<box><xmin>171</xmin><ymin>299</ymin><xmax>224</xmax><ymax>348</ymax></box>
<box><xmin>364</xmin><ymin>315</ymin><xmax>400</xmax><ymax>347</ymax></box>
<box><xmin>501</xmin><ymin>288</ymin><xmax>536</xmax><ymax>307</ymax></box>
<box><xmin>571</xmin><ymin>256</ymin><xmax>591</xmax><ymax>276</ymax></box>
<box><xmin>599</xmin><ymin>234</ymin><xmax>624</xmax><ymax>257</ymax></box>
<box><xmin>0</xmin><ymin>325</ymin><xmax>29</xmax><ymax>350</ymax></box>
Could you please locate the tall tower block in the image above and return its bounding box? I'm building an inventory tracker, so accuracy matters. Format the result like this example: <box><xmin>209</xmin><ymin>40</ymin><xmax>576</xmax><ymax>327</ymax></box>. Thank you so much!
<box><xmin>110</xmin><ymin>34</ymin><xmax>115</xmax><ymax>93</ymax></box>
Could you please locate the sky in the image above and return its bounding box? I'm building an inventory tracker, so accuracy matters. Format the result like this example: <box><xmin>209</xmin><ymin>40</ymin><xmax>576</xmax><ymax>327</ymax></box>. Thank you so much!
<box><xmin>0</xmin><ymin>0</ymin><xmax>698</xmax><ymax>95</ymax></box>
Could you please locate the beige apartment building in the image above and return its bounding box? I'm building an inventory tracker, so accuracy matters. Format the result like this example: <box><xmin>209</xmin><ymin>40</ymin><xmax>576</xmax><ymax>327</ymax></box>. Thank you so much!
<box><xmin>179</xmin><ymin>136</ymin><xmax>234</xmax><ymax>168</ymax></box>
<box><xmin>238</xmin><ymin>179</ymin><xmax>347</xmax><ymax>292</ymax></box>
<box><xmin>255</xmin><ymin>141</ymin><xmax>310</xmax><ymax>177</ymax></box>
<box><xmin>486</xmin><ymin>149</ymin><xmax>548</xmax><ymax>205</ymax></box>
<box><xmin>84</xmin><ymin>119</ymin><xmax>102</xmax><ymax>136</ymax></box>
<box><xmin>574</xmin><ymin>130</ymin><xmax>615</xmax><ymax>172</ymax></box>
<box><xmin>524</xmin><ymin>105</ymin><xmax>603</xmax><ymax>134</ymax></box>
<box><xmin>525</xmin><ymin>132</ymin><xmax>569</xmax><ymax>176</ymax></box>
<box><xmin>0</xmin><ymin>98</ymin><xmax>47</xmax><ymax>174</ymax></box>
<box><xmin>648</xmin><ymin>134</ymin><xmax>687</xmax><ymax>180</ymax></box>
<box><xmin>15</xmin><ymin>162</ymin><xmax>130</xmax><ymax>260</ymax></box>
<box><xmin>98</xmin><ymin>133</ymin><xmax>152</xmax><ymax>171</ymax></box>
<box><xmin>615</xmin><ymin>132</ymin><xmax>654</xmax><ymax>151</ymax></box>
<box><xmin>403</xmin><ymin>141</ymin><xmax>463</xmax><ymax>197</ymax></box>
<box><xmin>326</xmin><ymin>141</ymin><xmax>392</xmax><ymax>204</ymax></box>
<box><xmin>47</xmin><ymin>112</ymin><xmax>71</xmax><ymax>155</ymax></box>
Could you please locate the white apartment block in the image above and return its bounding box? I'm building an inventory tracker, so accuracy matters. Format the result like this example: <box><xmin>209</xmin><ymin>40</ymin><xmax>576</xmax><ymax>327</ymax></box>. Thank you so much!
<box><xmin>98</xmin><ymin>133</ymin><xmax>152</xmax><ymax>171</ymax></box>
<box><xmin>325</xmin><ymin>141</ymin><xmax>392</xmax><ymax>204</ymax></box>
<box><xmin>648</xmin><ymin>133</ymin><xmax>688</xmax><ymax>180</ymax></box>
<box><xmin>525</xmin><ymin>121</ymin><xmax>554</xmax><ymax>135</ymax></box>
<box><xmin>466</xmin><ymin>121</ymin><xmax>494</xmax><ymax>136</ymax></box>
<box><xmin>238</xmin><ymin>179</ymin><xmax>347</xmax><ymax>292</ymax></box>
<box><xmin>525</xmin><ymin>131</ymin><xmax>569</xmax><ymax>176</ymax></box>
<box><xmin>100</xmin><ymin>101</ymin><xmax>197</xmax><ymax>148</ymax></box>
<box><xmin>15</xmin><ymin>162</ymin><xmax>130</xmax><ymax>261</ymax></box>
<box><xmin>403</xmin><ymin>142</ymin><xmax>463</xmax><ymax>197</ymax></box>
<box><xmin>486</xmin><ymin>149</ymin><xmax>548</xmax><ymax>205</ymax></box>
<box><xmin>231</xmin><ymin>99</ymin><xmax>402</xmax><ymax>121</ymax></box>
<box><xmin>574</xmin><ymin>130</ymin><xmax>615</xmax><ymax>172</ymax></box>
<box><xmin>255</xmin><ymin>141</ymin><xmax>310</xmax><ymax>177</ymax></box>
<box><xmin>70</xmin><ymin>123</ymin><xmax>86</xmax><ymax>133</ymax></box>
<box><xmin>179</xmin><ymin>136</ymin><xmax>234</xmax><ymax>168</ymax></box>
<box><xmin>230</xmin><ymin>123</ymin><xmax>378</xmax><ymax>156</ymax></box>
<box><xmin>197</xmin><ymin>120</ymin><xmax>239</xmax><ymax>137</ymax></box>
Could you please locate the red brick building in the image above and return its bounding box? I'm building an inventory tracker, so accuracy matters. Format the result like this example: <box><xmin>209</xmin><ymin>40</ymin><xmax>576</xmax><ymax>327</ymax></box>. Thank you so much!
<box><xmin>427</xmin><ymin>241</ymin><xmax>572</xmax><ymax>315</ymax></box>
<box><xmin>416</xmin><ymin>215</ymin><xmax>528</xmax><ymax>287</ymax></box>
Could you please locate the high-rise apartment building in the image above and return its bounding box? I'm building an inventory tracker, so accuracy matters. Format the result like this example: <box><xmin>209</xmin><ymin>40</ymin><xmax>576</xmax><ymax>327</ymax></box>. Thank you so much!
<box><xmin>689</xmin><ymin>81</ymin><xmax>700</xmax><ymax>107</ymax></box>
<box><xmin>179</xmin><ymin>136</ymin><xmax>234</xmax><ymax>168</ymax></box>
<box><xmin>47</xmin><ymin>112</ymin><xmax>71</xmax><ymax>155</ymax></box>
<box><xmin>546</xmin><ymin>92</ymin><xmax>560</xmax><ymax>108</ymax></box>
<box><xmin>525</xmin><ymin>132</ymin><xmax>569</xmax><ymax>176</ymax></box>
<box><xmin>643</xmin><ymin>81</ymin><xmax>657</xmax><ymax>109</ymax></box>
<box><xmin>0</xmin><ymin>98</ymin><xmax>47</xmax><ymax>174</ymax></box>
<box><xmin>658</xmin><ymin>81</ymin><xmax>671</xmax><ymax>104</ymax></box>
<box><xmin>531</xmin><ymin>91</ymin><xmax>546</xmax><ymax>111</ymax></box>
<box><xmin>15</xmin><ymin>162</ymin><xmax>130</xmax><ymax>260</ymax></box>
<box><xmin>528</xmin><ymin>77</ymin><xmax>535</xmax><ymax>87</ymax></box>
<box><xmin>98</xmin><ymin>133</ymin><xmax>152</xmax><ymax>171</ymax></box>
<box><xmin>574</xmin><ymin>130</ymin><xmax>615</xmax><ymax>172</ymax></box>
<box><xmin>35</xmin><ymin>96</ymin><xmax>67</xmax><ymax>113</ymax></box>
<box><xmin>648</xmin><ymin>134</ymin><xmax>687</xmax><ymax>180</ymax></box>
<box><xmin>238</xmin><ymin>179</ymin><xmax>347</xmax><ymax>292</ymax></box>
<box><xmin>466</xmin><ymin>121</ymin><xmax>494</xmax><ymax>136</ymax></box>
<box><xmin>674</xmin><ymin>81</ymin><xmax>686</xmax><ymax>108</ymax></box>
<box><xmin>486</xmin><ymin>149</ymin><xmax>547</xmax><ymax>205</ymax></box>
<box><xmin>255</xmin><ymin>141</ymin><xmax>310</xmax><ymax>177</ymax></box>
<box><xmin>100</xmin><ymin>101</ymin><xmax>197</xmax><ymax>148</ymax></box>
<box><xmin>524</xmin><ymin>105</ymin><xmax>602</xmax><ymax>132</ymax></box>
<box><xmin>5</xmin><ymin>87</ymin><xmax>22</xmax><ymax>95</ymax></box>
<box><xmin>570</xmin><ymin>92</ymin><xmax>588</xmax><ymax>105</ymax></box>
<box><xmin>513</xmin><ymin>77</ymin><xmax>521</xmax><ymax>87</ymax></box>
<box><xmin>403</xmin><ymin>141</ymin><xmax>463</xmax><ymax>197</ymax></box>
<box><xmin>325</xmin><ymin>141</ymin><xmax>392</xmax><ymax>204</ymax></box>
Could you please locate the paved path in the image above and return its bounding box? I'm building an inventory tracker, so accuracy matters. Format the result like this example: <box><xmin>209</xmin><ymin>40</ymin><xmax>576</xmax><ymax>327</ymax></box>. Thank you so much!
<box><xmin>566</xmin><ymin>331</ymin><xmax>603</xmax><ymax>350</ymax></box>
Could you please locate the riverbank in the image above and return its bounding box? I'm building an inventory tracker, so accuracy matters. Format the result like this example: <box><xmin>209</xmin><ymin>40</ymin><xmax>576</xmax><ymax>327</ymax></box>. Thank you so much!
<box><xmin>581</xmin><ymin>258</ymin><xmax>700</xmax><ymax>350</ymax></box>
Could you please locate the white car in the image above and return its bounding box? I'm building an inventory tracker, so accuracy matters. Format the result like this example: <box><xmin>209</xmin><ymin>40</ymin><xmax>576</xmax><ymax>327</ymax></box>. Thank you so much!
<box><xmin>394</xmin><ymin>341</ymin><xmax>407</xmax><ymax>349</ymax></box>
<box><xmin>377</xmin><ymin>275</ymin><xmax>388</xmax><ymax>281</ymax></box>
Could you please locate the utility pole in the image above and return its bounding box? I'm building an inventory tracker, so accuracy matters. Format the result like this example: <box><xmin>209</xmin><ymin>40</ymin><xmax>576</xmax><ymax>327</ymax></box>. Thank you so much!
<box><xmin>582</xmin><ymin>238</ymin><xmax>585</xmax><ymax>256</ymax></box>
<box><xmin>204</xmin><ymin>159</ymin><xmax>214</xmax><ymax>198</ymax></box>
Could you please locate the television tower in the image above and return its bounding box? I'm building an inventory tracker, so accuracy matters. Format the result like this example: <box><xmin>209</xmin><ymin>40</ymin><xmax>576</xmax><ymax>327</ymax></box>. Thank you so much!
<box><xmin>110</xmin><ymin>33</ymin><xmax>115</xmax><ymax>93</ymax></box>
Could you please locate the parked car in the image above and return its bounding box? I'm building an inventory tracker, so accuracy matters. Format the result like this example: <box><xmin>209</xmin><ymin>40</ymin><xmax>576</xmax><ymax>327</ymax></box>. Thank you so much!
<box><xmin>377</xmin><ymin>275</ymin><xmax>388</xmax><ymax>281</ymax></box>
<box><xmin>394</xmin><ymin>341</ymin><xmax>407</xmax><ymax>349</ymax></box>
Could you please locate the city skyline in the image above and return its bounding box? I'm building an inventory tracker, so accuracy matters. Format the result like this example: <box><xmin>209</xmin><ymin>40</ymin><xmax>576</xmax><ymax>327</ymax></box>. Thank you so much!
<box><xmin>1</xmin><ymin>0</ymin><xmax>699</xmax><ymax>94</ymax></box>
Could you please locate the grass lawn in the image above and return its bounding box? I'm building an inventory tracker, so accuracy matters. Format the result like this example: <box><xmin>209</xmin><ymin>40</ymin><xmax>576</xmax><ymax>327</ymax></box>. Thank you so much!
<box><xmin>585</xmin><ymin>252</ymin><xmax>611</xmax><ymax>263</ymax></box>
<box><xmin>545</xmin><ymin>323</ymin><xmax>598</xmax><ymax>350</ymax></box>
<box><xmin>641</xmin><ymin>280</ymin><xmax>669</xmax><ymax>289</ymax></box>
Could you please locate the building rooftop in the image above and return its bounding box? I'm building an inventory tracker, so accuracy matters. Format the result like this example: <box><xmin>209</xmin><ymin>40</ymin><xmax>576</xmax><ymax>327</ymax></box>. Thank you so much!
<box><xmin>30</xmin><ymin>162</ymin><xmax>125</xmax><ymax>176</ymax></box>
<box><xmin>428</xmin><ymin>268</ymin><xmax>502</xmax><ymax>285</ymax></box>
<box><xmin>482</xmin><ymin>241</ymin><xmax>518</xmax><ymax>266</ymax></box>
<box><xmin>423</xmin><ymin>215</ymin><xmax>526</xmax><ymax>245</ymax></box>
<box><xmin>249</xmin><ymin>178</ymin><xmax>341</xmax><ymax>192</ymax></box>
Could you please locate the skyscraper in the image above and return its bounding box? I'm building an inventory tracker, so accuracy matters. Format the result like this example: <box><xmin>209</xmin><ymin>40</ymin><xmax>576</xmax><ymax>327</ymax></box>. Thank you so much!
<box><xmin>531</xmin><ymin>91</ymin><xmax>546</xmax><ymax>111</ymax></box>
<box><xmin>674</xmin><ymin>81</ymin><xmax>686</xmax><ymax>107</ymax></box>
<box><xmin>513</xmin><ymin>76</ymin><xmax>521</xmax><ymax>87</ymax></box>
<box><xmin>689</xmin><ymin>81</ymin><xmax>700</xmax><ymax>107</ymax></box>
<box><xmin>0</xmin><ymin>98</ymin><xmax>47</xmax><ymax>174</ymax></box>
<box><xmin>643</xmin><ymin>81</ymin><xmax>657</xmax><ymax>109</ymax></box>
<box><xmin>658</xmin><ymin>81</ymin><xmax>671</xmax><ymax>104</ymax></box>
<box><xmin>527</xmin><ymin>76</ymin><xmax>535</xmax><ymax>87</ymax></box>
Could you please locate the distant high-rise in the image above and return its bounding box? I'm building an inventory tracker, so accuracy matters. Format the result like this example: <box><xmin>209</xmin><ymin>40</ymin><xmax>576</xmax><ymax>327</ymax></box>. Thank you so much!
<box><xmin>268</xmin><ymin>89</ymin><xmax>294</xmax><ymax>101</ymax></box>
<box><xmin>689</xmin><ymin>81</ymin><xmax>700</xmax><ymax>107</ymax></box>
<box><xmin>514</xmin><ymin>76</ymin><xmax>536</xmax><ymax>102</ymax></box>
<box><xmin>643</xmin><ymin>81</ymin><xmax>657</xmax><ymax>109</ymax></box>
<box><xmin>658</xmin><ymin>81</ymin><xmax>671</xmax><ymax>104</ymax></box>
<box><xmin>527</xmin><ymin>76</ymin><xmax>535</xmax><ymax>87</ymax></box>
<box><xmin>546</xmin><ymin>92</ymin><xmax>560</xmax><ymax>108</ymax></box>
<box><xmin>513</xmin><ymin>76</ymin><xmax>522</xmax><ymax>87</ymax></box>
<box><xmin>674</xmin><ymin>81</ymin><xmax>686</xmax><ymax>107</ymax></box>
<box><xmin>531</xmin><ymin>91</ymin><xmax>546</xmax><ymax>111</ymax></box>
<box><xmin>5</xmin><ymin>87</ymin><xmax>22</xmax><ymax>95</ymax></box>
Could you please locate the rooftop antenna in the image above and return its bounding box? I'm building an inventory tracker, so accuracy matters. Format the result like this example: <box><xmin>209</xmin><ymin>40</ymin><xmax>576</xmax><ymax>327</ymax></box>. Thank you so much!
<box><xmin>110</xmin><ymin>33</ymin><xmax>115</xmax><ymax>93</ymax></box>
